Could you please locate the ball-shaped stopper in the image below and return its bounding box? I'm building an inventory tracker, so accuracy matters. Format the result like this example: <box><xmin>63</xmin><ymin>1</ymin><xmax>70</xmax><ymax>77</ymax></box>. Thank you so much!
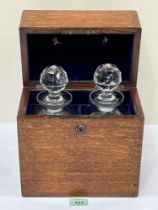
<box><xmin>94</xmin><ymin>63</ymin><xmax>122</xmax><ymax>92</ymax></box>
<box><xmin>40</xmin><ymin>65</ymin><xmax>68</xmax><ymax>94</ymax></box>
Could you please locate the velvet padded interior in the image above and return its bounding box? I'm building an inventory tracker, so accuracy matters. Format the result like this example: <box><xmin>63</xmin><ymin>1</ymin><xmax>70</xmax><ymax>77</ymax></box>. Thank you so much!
<box><xmin>26</xmin><ymin>90</ymin><xmax>136</xmax><ymax>116</ymax></box>
<box><xmin>27</xmin><ymin>34</ymin><xmax>134</xmax><ymax>82</ymax></box>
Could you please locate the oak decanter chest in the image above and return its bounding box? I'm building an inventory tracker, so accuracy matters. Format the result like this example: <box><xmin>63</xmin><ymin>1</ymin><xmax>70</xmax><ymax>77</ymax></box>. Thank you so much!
<box><xmin>17</xmin><ymin>10</ymin><xmax>144</xmax><ymax>196</ymax></box>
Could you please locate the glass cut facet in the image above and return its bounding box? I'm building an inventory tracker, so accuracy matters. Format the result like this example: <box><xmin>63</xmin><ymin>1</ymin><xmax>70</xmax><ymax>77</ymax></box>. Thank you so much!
<box><xmin>89</xmin><ymin>63</ymin><xmax>124</xmax><ymax>112</ymax></box>
<box><xmin>36</xmin><ymin>65</ymin><xmax>72</xmax><ymax>114</ymax></box>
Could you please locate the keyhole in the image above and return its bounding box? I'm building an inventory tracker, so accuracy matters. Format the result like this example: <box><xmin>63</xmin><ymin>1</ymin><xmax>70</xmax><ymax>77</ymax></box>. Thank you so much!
<box><xmin>75</xmin><ymin>124</ymin><xmax>86</xmax><ymax>134</ymax></box>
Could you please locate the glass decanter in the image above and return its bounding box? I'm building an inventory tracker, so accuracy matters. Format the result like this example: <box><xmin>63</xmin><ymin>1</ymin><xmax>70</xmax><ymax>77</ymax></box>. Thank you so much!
<box><xmin>89</xmin><ymin>63</ymin><xmax>124</xmax><ymax>113</ymax></box>
<box><xmin>36</xmin><ymin>65</ymin><xmax>72</xmax><ymax>114</ymax></box>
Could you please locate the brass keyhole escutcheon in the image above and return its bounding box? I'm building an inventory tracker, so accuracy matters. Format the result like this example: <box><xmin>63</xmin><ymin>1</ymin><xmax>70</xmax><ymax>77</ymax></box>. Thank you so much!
<box><xmin>75</xmin><ymin>124</ymin><xmax>86</xmax><ymax>134</ymax></box>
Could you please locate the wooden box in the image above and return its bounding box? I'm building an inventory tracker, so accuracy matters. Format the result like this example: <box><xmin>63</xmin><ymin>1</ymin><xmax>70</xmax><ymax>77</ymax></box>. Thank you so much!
<box><xmin>17</xmin><ymin>10</ymin><xmax>144</xmax><ymax>196</ymax></box>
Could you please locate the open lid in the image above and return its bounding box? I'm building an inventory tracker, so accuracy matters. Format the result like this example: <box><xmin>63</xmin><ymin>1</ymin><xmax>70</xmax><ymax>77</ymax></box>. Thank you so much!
<box><xmin>20</xmin><ymin>10</ymin><xmax>141</xmax><ymax>89</ymax></box>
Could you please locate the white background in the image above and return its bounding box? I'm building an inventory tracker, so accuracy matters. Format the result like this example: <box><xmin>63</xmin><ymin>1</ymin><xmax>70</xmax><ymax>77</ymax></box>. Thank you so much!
<box><xmin>0</xmin><ymin>0</ymin><xmax>158</xmax><ymax>123</ymax></box>
<box><xmin>0</xmin><ymin>123</ymin><xmax>158</xmax><ymax>210</ymax></box>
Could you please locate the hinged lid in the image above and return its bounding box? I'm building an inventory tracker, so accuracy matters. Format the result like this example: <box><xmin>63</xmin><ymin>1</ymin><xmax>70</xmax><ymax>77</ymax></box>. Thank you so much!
<box><xmin>19</xmin><ymin>10</ymin><xmax>141</xmax><ymax>89</ymax></box>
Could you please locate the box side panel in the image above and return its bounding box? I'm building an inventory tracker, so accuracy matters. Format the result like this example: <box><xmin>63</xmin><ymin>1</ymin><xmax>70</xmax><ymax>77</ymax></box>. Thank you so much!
<box><xmin>17</xmin><ymin>88</ymin><xmax>30</xmax><ymax>118</ymax></box>
<box><xmin>18</xmin><ymin>116</ymin><xmax>144</xmax><ymax>196</ymax></box>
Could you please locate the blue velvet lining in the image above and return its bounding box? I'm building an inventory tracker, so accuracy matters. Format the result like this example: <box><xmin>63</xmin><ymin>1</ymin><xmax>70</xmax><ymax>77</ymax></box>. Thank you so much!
<box><xmin>26</xmin><ymin>90</ymin><xmax>136</xmax><ymax>115</ymax></box>
<box><xmin>27</xmin><ymin>34</ymin><xmax>134</xmax><ymax>82</ymax></box>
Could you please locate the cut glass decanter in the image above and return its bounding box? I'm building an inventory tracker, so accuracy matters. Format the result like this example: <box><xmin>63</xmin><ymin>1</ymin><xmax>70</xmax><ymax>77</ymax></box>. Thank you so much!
<box><xmin>89</xmin><ymin>63</ymin><xmax>124</xmax><ymax>113</ymax></box>
<box><xmin>36</xmin><ymin>65</ymin><xmax>72</xmax><ymax>114</ymax></box>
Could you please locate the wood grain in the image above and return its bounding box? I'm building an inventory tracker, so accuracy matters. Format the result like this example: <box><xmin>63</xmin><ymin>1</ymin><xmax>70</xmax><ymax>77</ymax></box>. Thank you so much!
<box><xmin>19</xmin><ymin>10</ymin><xmax>141</xmax><ymax>88</ymax></box>
<box><xmin>17</xmin><ymin>88</ymin><xmax>144</xmax><ymax>196</ymax></box>
<box><xmin>18</xmin><ymin>107</ymin><xmax>143</xmax><ymax>196</ymax></box>
<box><xmin>17</xmin><ymin>11</ymin><xmax>144</xmax><ymax>197</ymax></box>
<box><xmin>20</xmin><ymin>10</ymin><xmax>141</xmax><ymax>29</ymax></box>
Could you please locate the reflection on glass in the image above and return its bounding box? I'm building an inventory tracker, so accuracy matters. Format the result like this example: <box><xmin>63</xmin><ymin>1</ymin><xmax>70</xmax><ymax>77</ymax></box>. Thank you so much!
<box><xmin>36</xmin><ymin>65</ymin><xmax>72</xmax><ymax>114</ymax></box>
<box><xmin>89</xmin><ymin>63</ymin><xmax>124</xmax><ymax>113</ymax></box>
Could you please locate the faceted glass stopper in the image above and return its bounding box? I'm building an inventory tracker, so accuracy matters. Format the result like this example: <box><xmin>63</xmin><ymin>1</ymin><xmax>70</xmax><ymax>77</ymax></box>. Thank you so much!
<box><xmin>94</xmin><ymin>63</ymin><xmax>122</xmax><ymax>93</ymax></box>
<box><xmin>40</xmin><ymin>65</ymin><xmax>68</xmax><ymax>102</ymax></box>
<box><xmin>37</xmin><ymin>65</ymin><xmax>72</xmax><ymax>114</ymax></box>
<box><xmin>89</xmin><ymin>63</ymin><xmax>124</xmax><ymax>112</ymax></box>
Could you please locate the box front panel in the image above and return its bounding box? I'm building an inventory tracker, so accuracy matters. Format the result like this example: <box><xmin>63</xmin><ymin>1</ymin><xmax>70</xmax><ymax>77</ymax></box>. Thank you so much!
<box><xmin>18</xmin><ymin>116</ymin><xmax>143</xmax><ymax>196</ymax></box>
